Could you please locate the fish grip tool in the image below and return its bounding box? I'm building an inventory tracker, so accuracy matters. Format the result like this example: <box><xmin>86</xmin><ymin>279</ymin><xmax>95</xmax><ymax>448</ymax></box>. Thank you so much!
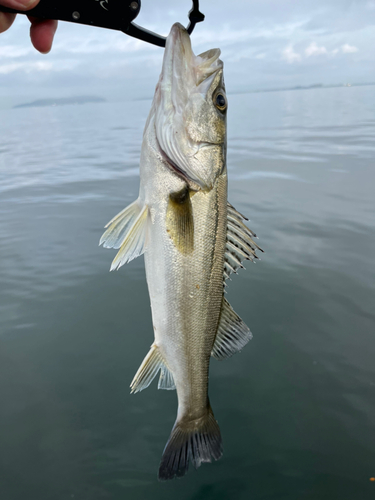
<box><xmin>0</xmin><ymin>0</ymin><xmax>204</xmax><ymax>47</ymax></box>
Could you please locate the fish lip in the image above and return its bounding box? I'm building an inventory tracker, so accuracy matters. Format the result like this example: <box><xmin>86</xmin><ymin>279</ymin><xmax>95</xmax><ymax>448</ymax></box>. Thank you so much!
<box><xmin>196</xmin><ymin>140</ymin><xmax>222</xmax><ymax>149</ymax></box>
<box><xmin>162</xmin><ymin>24</ymin><xmax>194</xmax><ymax>92</ymax></box>
<box><xmin>167</xmin><ymin>23</ymin><xmax>192</xmax><ymax>63</ymax></box>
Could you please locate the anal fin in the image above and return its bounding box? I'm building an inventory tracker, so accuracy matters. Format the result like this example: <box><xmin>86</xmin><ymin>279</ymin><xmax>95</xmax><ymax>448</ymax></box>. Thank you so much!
<box><xmin>158</xmin><ymin>365</ymin><xmax>176</xmax><ymax>391</ymax></box>
<box><xmin>130</xmin><ymin>345</ymin><xmax>175</xmax><ymax>394</ymax></box>
<box><xmin>211</xmin><ymin>297</ymin><xmax>252</xmax><ymax>360</ymax></box>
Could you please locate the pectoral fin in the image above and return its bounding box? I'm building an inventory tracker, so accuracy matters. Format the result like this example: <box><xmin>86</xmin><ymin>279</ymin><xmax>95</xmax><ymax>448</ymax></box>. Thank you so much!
<box><xmin>130</xmin><ymin>345</ymin><xmax>175</xmax><ymax>394</ymax></box>
<box><xmin>166</xmin><ymin>186</ymin><xmax>194</xmax><ymax>255</ymax></box>
<box><xmin>211</xmin><ymin>297</ymin><xmax>252</xmax><ymax>360</ymax></box>
<box><xmin>99</xmin><ymin>199</ymin><xmax>148</xmax><ymax>270</ymax></box>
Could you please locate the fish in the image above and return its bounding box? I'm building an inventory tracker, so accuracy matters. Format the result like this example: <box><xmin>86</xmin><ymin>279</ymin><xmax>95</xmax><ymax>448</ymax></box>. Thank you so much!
<box><xmin>100</xmin><ymin>22</ymin><xmax>262</xmax><ymax>480</ymax></box>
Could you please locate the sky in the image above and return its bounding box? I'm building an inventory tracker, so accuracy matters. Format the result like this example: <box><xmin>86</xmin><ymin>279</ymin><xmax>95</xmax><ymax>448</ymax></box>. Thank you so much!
<box><xmin>0</xmin><ymin>0</ymin><xmax>375</xmax><ymax>106</ymax></box>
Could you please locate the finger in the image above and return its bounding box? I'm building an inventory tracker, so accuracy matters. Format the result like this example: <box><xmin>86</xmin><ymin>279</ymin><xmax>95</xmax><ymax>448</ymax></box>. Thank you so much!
<box><xmin>0</xmin><ymin>0</ymin><xmax>38</xmax><ymax>10</ymax></box>
<box><xmin>28</xmin><ymin>17</ymin><xmax>58</xmax><ymax>54</ymax></box>
<box><xmin>0</xmin><ymin>11</ymin><xmax>16</xmax><ymax>33</ymax></box>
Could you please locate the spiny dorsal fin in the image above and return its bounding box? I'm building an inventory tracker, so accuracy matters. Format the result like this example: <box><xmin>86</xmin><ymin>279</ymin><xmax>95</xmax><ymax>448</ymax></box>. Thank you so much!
<box><xmin>211</xmin><ymin>297</ymin><xmax>252</xmax><ymax>360</ymax></box>
<box><xmin>130</xmin><ymin>345</ymin><xmax>175</xmax><ymax>394</ymax></box>
<box><xmin>99</xmin><ymin>199</ymin><xmax>148</xmax><ymax>271</ymax></box>
<box><xmin>224</xmin><ymin>202</ymin><xmax>263</xmax><ymax>281</ymax></box>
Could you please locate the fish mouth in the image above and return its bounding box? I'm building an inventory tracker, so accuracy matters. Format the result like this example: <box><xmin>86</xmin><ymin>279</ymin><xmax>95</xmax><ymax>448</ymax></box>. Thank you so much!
<box><xmin>163</xmin><ymin>23</ymin><xmax>222</xmax><ymax>98</ymax></box>
<box><xmin>154</xmin><ymin>23</ymin><xmax>224</xmax><ymax>191</ymax></box>
<box><xmin>164</xmin><ymin>23</ymin><xmax>194</xmax><ymax>82</ymax></box>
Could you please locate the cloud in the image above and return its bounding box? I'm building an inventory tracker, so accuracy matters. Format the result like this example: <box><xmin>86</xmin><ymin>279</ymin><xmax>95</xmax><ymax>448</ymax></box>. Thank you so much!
<box><xmin>280</xmin><ymin>38</ymin><xmax>361</xmax><ymax>66</ymax></box>
<box><xmin>342</xmin><ymin>43</ymin><xmax>358</xmax><ymax>53</ymax></box>
<box><xmin>0</xmin><ymin>61</ymin><xmax>53</xmax><ymax>75</ymax></box>
<box><xmin>0</xmin><ymin>45</ymin><xmax>33</xmax><ymax>59</ymax></box>
<box><xmin>305</xmin><ymin>42</ymin><xmax>328</xmax><ymax>56</ymax></box>
<box><xmin>281</xmin><ymin>45</ymin><xmax>301</xmax><ymax>63</ymax></box>
<box><xmin>1</xmin><ymin>0</ymin><xmax>374</xmax><ymax>103</ymax></box>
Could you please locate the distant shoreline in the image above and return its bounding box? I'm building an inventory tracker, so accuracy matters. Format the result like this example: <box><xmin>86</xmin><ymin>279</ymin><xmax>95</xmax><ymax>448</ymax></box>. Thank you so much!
<box><xmin>229</xmin><ymin>81</ymin><xmax>375</xmax><ymax>96</ymax></box>
<box><xmin>11</xmin><ymin>82</ymin><xmax>375</xmax><ymax>109</ymax></box>
<box><xmin>14</xmin><ymin>96</ymin><xmax>106</xmax><ymax>109</ymax></box>
<box><xmin>132</xmin><ymin>81</ymin><xmax>375</xmax><ymax>102</ymax></box>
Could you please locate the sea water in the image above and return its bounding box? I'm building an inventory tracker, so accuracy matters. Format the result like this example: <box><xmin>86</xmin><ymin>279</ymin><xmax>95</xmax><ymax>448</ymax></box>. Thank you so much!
<box><xmin>0</xmin><ymin>85</ymin><xmax>374</xmax><ymax>499</ymax></box>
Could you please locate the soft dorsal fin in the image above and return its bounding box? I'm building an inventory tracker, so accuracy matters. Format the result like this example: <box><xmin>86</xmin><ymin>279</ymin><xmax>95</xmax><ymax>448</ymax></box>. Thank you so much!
<box><xmin>99</xmin><ymin>199</ymin><xmax>148</xmax><ymax>270</ymax></box>
<box><xmin>130</xmin><ymin>344</ymin><xmax>176</xmax><ymax>393</ymax></box>
<box><xmin>211</xmin><ymin>297</ymin><xmax>252</xmax><ymax>360</ymax></box>
<box><xmin>224</xmin><ymin>202</ymin><xmax>263</xmax><ymax>281</ymax></box>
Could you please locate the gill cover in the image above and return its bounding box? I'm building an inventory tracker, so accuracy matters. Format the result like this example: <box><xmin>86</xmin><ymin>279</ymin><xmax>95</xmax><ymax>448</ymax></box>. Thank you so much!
<box><xmin>154</xmin><ymin>23</ymin><xmax>227</xmax><ymax>191</ymax></box>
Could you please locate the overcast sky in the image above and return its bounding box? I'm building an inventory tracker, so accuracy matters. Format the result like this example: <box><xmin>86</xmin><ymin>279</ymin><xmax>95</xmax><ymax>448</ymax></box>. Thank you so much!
<box><xmin>1</xmin><ymin>0</ymin><xmax>375</xmax><ymax>106</ymax></box>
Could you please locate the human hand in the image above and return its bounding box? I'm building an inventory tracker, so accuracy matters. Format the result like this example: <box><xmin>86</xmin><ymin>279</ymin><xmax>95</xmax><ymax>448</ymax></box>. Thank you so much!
<box><xmin>0</xmin><ymin>0</ymin><xmax>57</xmax><ymax>53</ymax></box>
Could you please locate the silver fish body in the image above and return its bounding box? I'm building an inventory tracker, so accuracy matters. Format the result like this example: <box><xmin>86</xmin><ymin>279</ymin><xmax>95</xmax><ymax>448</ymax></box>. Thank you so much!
<box><xmin>100</xmin><ymin>23</ymin><xmax>262</xmax><ymax>480</ymax></box>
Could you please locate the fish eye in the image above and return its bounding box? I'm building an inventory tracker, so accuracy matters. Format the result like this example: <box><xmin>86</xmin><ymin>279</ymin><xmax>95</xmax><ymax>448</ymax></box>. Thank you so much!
<box><xmin>214</xmin><ymin>91</ymin><xmax>227</xmax><ymax>112</ymax></box>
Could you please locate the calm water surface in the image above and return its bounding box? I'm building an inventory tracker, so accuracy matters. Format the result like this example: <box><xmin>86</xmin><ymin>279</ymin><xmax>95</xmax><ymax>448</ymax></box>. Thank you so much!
<box><xmin>0</xmin><ymin>86</ymin><xmax>374</xmax><ymax>499</ymax></box>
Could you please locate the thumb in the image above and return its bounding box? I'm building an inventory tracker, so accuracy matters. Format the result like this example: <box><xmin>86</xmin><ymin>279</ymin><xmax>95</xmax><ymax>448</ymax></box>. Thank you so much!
<box><xmin>0</xmin><ymin>0</ymin><xmax>39</xmax><ymax>10</ymax></box>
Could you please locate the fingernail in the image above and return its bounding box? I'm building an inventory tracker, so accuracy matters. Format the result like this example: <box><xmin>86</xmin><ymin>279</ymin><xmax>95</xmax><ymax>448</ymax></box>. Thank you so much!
<box><xmin>13</xmin><ymin>0</ymin><xmax>38</xmax><ymax>10</ymax></box>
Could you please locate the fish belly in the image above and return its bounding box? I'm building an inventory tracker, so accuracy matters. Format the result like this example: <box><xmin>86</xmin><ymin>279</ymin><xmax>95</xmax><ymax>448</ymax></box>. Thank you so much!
<box><xmin>144</xmin><ymin>170</ymin><xmax>227</xmax><ymax>421</ymax></box>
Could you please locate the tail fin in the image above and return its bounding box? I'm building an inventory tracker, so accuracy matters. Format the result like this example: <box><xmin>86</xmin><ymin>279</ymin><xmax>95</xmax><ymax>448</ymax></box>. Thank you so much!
<box><xmin>158</xmin><ymin>404</ymin><xmax>222</xmax><ymax>481</ymax></box>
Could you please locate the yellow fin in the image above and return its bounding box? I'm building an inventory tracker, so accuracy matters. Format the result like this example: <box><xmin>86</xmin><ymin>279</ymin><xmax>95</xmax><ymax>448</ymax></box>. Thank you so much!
<box><xmin>166</xmin><ymin>186</ymin><xmax>194</xmax><ymax>255</ymax></box>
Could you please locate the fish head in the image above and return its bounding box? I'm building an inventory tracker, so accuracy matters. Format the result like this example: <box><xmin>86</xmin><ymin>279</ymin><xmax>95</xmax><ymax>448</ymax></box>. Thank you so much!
<box><xmin>154</xmin><ymin>23</ymin><xmax>227</xmax><ymax>191</ymax></box>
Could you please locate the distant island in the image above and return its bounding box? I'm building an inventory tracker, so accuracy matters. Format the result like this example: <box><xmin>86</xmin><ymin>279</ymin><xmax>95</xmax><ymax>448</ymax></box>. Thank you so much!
<box><xmin>231</xmin><ymin>81</ymin><xmax>375</xmax><ymax>96</ymax></box>
<box><xmin>14</xmin><ymin>96</ymin><xmax>106</xmax><ymax>109</ymax></box>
